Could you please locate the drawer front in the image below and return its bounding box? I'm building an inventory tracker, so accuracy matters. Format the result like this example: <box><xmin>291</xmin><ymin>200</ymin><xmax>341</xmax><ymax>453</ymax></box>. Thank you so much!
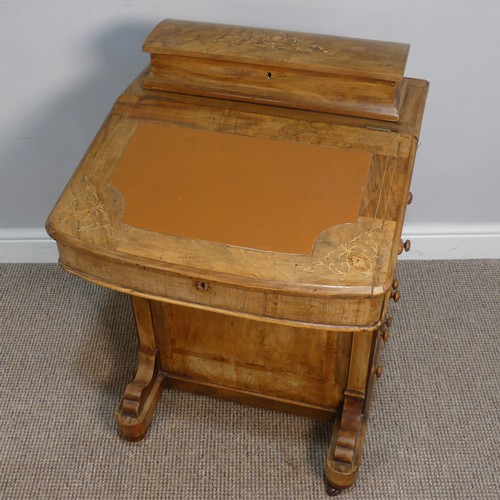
<box><xmin>58</xmin><ymin>241</ymin><xmax>386</xmax><ymax>328</ymax></box>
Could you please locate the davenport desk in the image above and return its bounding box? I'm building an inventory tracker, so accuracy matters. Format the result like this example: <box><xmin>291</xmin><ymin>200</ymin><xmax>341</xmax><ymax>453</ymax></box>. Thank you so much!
<box><xmin>46</xmin><ymin>20</ymin><xmax>428</xmax><ymax>495</ymax></box>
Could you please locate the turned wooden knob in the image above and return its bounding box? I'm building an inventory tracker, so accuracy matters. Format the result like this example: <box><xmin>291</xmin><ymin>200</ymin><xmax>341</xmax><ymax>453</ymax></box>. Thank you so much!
<box><xmin>391</xmin><ymin>289</ymin><xmax>401</xmax><ymax>302</ymax></box>
<box><xmin>375</xmin><ymin>366</ymin><xmax>384</xmax><ymax>378</ymax></box>
<box><xmin>398</xmin><ymin>239</ymin><xmax>411</xmax><ymax>254</ymax></box>
<box><xmin>385</xmin><ymin>315</ymin><xmax>393</xmax><ymax>328</ymax></box>
<box><xmin>407</xmin><ymin>191</ymin><xmax>413</xmax><ymax>205</ymax></box>
<box><xmin>392</xmin><ymin>279</ymin><xmax>400</xmax><ymax>290</ymax></box>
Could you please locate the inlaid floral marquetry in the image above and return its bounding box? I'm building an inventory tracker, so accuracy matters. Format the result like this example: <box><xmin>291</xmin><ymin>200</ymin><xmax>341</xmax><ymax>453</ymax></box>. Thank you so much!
<box><xmin>303</xmin><ymin>224</ymin><xmax>393</xmax><ymax>283</ymax></box>
<box><xmin>59</xmin><ymin>176</ymin><xmax>113</xmax><ymax>234</ymax></box>
<box><xmin>295</xmin><ymin>216</ymin><xmax>396</xmax><ymax>288</ymax></box>
<box><xmin>225</xmin><ymin>32</ymin><xmax>332</xmax><ymax>55</ymax></box>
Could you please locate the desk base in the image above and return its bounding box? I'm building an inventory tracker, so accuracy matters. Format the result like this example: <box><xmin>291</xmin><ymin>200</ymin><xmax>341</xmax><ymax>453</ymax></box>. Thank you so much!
<box><xmin>114</xmin><ymin>295</ymin><xmax>385</xmax><ymax>493</ymax></box>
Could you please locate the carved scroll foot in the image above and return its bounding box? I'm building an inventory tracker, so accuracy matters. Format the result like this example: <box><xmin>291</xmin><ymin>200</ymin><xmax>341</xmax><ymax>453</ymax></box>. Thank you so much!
<box><xmin>115</xmin><ymin>349</ymin><xmax>166</xmax><ymax>441</ymax></box>
<box><xmin>325</xmin><ymin>394</ymin><xmax>366</xmax><ymax>492</ymax></box>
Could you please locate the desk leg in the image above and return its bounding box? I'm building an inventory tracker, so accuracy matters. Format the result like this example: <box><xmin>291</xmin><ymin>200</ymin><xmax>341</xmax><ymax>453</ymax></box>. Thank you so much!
<box><xmin>115</xmin><ymin>296</ymin><xmax>166</xmax><ymax>441</ymax></box>
<box><xmin>325</xmin><ymin>394</ymin><xmax>366</xmax><ymax>495</ymax></box>
<box><xmin>325</xmin><ymin>330</ymin><xmax>374</xmax><ymax>495</ymax></box>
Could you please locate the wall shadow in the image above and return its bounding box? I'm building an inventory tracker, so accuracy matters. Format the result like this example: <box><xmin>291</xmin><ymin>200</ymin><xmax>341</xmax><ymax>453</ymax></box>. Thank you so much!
<box><xmin>0</xmin><ymin>21</ymin><xmax>153</xmax><ymax>228</ymax></box>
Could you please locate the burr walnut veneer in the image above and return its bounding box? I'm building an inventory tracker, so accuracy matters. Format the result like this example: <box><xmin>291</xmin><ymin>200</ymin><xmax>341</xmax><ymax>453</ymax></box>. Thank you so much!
<box><xmin>46</xmin><ymin>20</ymin><xmax>428</xmax><ymax>495</ymax></box>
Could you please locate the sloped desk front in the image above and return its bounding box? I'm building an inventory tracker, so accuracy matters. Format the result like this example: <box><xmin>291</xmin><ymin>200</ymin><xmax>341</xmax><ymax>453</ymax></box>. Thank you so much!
<box><xmin>46</xmin><ymin>20</ymin><xmax>428</xmax><ymax>496</ymax></box>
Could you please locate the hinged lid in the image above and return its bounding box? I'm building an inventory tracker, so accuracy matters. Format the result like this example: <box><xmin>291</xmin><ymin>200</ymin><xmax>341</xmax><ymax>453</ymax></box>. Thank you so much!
<box><xmin>143</xmin><ymin>19</ymin><xmax>410</xmax><ymax>121</ymax></box>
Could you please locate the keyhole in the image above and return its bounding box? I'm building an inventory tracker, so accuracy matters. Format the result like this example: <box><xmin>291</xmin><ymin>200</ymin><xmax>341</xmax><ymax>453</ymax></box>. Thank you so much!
<box><xmin>267</xmin><ymin>71</ymin><xmax>272</xmax><ymax>79</ymax></box>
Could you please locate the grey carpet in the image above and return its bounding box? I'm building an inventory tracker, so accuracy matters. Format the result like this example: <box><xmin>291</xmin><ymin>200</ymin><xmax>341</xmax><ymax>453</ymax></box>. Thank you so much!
<box><xmin>0</xmin><ymin>261</ymin><xmax>499</xmax><ymax>499</ymax></box>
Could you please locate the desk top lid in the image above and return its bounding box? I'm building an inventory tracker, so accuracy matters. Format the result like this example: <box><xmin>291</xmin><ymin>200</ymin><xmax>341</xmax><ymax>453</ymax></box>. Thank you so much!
<box><xmin>143</xmin><ymin>19</ymin><xmax>409</xmax><ymax>82</ymax></box>
<box><xmin>46</xmin><ymin>80</ymin><xmax>427</xmax><ymax>297</ymax></box>
<box><xmin>142</xmin><ymin>19</ymin><xmax>410</xmax><ymax>121</ymax></box>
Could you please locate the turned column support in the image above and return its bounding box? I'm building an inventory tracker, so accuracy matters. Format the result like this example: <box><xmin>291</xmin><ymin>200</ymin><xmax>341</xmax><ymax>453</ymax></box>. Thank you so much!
<box><xmin>115</xmin><ymin>296</ymin><xmax>166</xmax><ymax>441</ymax></box>
<box><xmin>326</xmin><ymin>330</ymin><xmax>375</xmax><ymax>495</ymax></box>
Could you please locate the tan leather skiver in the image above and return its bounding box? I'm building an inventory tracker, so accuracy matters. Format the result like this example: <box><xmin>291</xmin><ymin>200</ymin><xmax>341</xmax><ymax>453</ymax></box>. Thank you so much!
<box><xmin>108</xmin><ymin>122</ymin><xmax>372</xmax><ymax>254</ymax></box>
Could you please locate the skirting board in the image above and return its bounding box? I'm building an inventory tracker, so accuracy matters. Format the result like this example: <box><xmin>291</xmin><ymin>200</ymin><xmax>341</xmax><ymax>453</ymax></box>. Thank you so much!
<box><xmin>0</xmin><ymin>229</ymin><xmax>60</xmax><ymax>264</ymax></box>
<box><xmin>1</xmin><ymin>225</ymin><xmax>500</xmax><ymax>263</ymax></box>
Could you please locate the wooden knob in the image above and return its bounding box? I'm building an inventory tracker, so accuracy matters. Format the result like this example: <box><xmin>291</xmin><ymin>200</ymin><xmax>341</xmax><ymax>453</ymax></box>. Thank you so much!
<box><xmin>407</xmin><ymin>192</ymin><xmax>413</xmax><ymax>205</ymax></box>
<box><xmin>392</xmin><ymin>279</ymin><xmax>400</xmax><ymax>290</ymax></box>
<box><xmin>398</xmin><ymin>239</ymin><xmax>411</xmax><ymax>254</ymax></box>
<box><xmin>385</xmin><ymin>315</ymin><xmax>393</xmax><ymax>328</ymax></box>
<box><xmin>391</xmin><ymin>289</ymin><xmax>401</xmax><ymax>302</ymax></box>
<box><xmin>375</xmin><ymin>366</ymin><xmax>383</xmax><ymax>378</ymax></box>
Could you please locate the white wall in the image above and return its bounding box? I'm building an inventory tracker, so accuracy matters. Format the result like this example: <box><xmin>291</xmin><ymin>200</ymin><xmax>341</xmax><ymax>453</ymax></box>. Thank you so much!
<box><xmin>1</xmin><ymin>1</ymin><xmax>500</xmax><ymax>261</ymax></box>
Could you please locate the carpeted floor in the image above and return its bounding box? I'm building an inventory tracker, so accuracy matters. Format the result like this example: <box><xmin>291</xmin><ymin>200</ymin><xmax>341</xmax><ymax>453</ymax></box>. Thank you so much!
<box><xmin>0</xmin><ymin>261</ymin><xmax>499</xmax><ymax>499</ymax></box>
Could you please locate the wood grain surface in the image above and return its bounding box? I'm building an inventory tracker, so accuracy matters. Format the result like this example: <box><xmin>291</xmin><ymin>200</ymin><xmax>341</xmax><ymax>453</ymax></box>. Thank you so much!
<box><xmin>143</xmin><ymin>20</ymin><xmax>410</xmax><ymax>120</ymax></box>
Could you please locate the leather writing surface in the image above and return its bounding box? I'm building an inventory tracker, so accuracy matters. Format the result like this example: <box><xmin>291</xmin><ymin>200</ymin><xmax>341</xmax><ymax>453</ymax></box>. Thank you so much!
<box><xmin>108</xmin><ymin>121</ymin><xmax>371</xmax><ymax>254</ymax></box>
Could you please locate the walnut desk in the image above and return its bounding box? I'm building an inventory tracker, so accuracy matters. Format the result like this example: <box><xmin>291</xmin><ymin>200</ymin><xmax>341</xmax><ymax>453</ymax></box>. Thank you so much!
<box><xmin>46</xmin><ymin>20</ymin><xmax>428</xmax><ymax>495</ymax></box>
